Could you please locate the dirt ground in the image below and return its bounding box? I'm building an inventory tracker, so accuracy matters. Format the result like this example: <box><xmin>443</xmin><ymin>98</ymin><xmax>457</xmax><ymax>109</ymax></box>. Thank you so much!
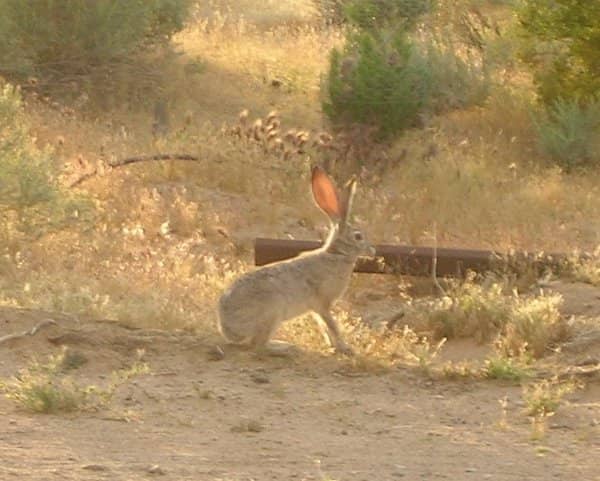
<box><xmin>1</xmin><ymin>283</ymin><xmax>599</xmax><ymax>481</ymax></box>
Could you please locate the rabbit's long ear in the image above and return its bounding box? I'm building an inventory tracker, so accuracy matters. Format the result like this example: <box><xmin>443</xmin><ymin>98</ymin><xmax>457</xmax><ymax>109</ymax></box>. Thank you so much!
<box><xmin>311</xmin><ymin>166</ymin><xmax>342</xmax><ymax>221</ymax></box>
<box><xmin>341</xmin><ymin>175</ymin><xmax>358</xmax><ymax>224</ymax></box>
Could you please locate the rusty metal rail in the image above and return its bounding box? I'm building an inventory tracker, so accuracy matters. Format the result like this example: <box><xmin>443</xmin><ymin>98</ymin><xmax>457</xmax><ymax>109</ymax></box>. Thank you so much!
<box><xmin>254</xmin><ymin>238</ymin><xmax>571</xmax><ymax>277</ymax></box>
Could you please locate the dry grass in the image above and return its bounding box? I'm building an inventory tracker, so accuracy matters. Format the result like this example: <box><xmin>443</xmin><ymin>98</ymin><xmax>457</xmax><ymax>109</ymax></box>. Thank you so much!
<box><xmin>0</xmin><ymin>347</ymin><xmax>149</xmax><ymax>413</ymax></box>
<box><xmin>1</xmin><ymin>1</ymin><xmax>599</xmax><ymax>369</ymax></box>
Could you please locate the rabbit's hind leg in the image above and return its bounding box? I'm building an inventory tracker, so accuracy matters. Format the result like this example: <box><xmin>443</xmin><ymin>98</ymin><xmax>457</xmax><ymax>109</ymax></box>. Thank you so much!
<box><xmin>250</xmin><ymin>322</ymin><xmax>298</xmax><ymax>358</ymax></box>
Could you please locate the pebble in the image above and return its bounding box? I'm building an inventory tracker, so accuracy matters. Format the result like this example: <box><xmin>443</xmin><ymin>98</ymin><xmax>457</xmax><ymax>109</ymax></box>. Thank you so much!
<box><xmin>147</xmin><ymin>464</ymin><xmax>165</xmax><ymax>475</ymax></box>
<box><xmin>82</xmin><ymin>464</ymin><xmax>108</xmax><ymax>472</ymax></box>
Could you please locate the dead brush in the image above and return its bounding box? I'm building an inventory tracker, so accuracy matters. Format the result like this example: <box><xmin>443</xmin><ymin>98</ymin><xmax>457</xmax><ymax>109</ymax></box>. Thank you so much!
<box><xmin>227</xmin><ymin>109</ymin><xmax>387</xmax><ymax>176</ymax></box>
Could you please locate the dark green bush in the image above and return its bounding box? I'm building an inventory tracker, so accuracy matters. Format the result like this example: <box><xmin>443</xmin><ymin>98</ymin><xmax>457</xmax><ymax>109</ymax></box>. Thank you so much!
<box><xmin>323</xmin><ymin>31</ymin><xmax>429</xmax><ymax>137</ymax></box>
<box><xmin>323</xmin><ymin>31</ymin><xmax>488</xmax><ymax>138</ymax></box>
<box><xmin>518</xmin><ymin>0</ymin><xmax>600</xmax><ymax>104</ymax></box>
<box><xmin>0</xmin><ymin>0</ymin><xmax>192</xmax><ymax>81</ymax></box>
<box><xmin>322</xmin><ymin>0</ymin><xmax>489</xmax><ymax>138</ymax></box>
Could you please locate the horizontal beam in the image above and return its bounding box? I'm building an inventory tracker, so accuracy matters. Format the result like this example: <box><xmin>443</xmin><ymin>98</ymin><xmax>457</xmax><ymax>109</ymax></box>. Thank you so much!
<box><xmin>254</xmin><ymin>238</ymin><xmax>569</xmax><ymax>277</ymax></box>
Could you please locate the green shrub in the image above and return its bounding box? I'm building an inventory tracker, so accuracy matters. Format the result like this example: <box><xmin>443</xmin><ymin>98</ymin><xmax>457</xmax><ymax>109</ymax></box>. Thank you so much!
<box><xmin>323</xmin><ymin>30</ymin><xmax>488</xmax><ymax>138</ymax></box>
<box><xmin>484</xmin><ymin>356</ymin><xmax>531</xmax><ymax>382</ymax></box>
<box><xmin>0</xmin><ymin>0</ymin><xmax>192</xmax><ymax>81</ymax></box>
<box><xmin>0</xmin><ymin>83</ymin><xmax>89</xmax><ymax>238</ymax></box>
<box><xmin>517</xmin><ymin>0</ymin><xmax>600</xmax><ymax>104</ymax></box>
<box><xmin>323</xmin><ymin>31</ymin><xmax>428</xmax><ymax>138</ymax></box>
<box><xmin>534</xmin><ymin>98</ymin><xmax>600</xmax><ymax>170</ymax></box>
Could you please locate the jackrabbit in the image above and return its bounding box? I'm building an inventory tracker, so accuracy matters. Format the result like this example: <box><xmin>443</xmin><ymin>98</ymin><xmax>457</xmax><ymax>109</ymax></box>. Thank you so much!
<box><xmin>217</xmin><ymin>166</ymin><xmax>375</xmax><ymax>356</ymax></box>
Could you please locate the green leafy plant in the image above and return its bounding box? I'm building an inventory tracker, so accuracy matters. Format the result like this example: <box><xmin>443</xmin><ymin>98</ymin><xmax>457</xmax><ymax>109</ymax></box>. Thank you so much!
<box><xmin>323</xmin><ymin>0</ymin><xmax>489</xmax><ymax>140</ymax></box>
<box><xmin>484</xmin><ymin>355</ymin><xmax>531</xmax><ymax>382</ymax></box>
<box><xmin>534</xmin><ymin>97</ymin><xmax>600</xmax><ymax>170</ymax></box>
<box><xmin>517</xmin><ymin>0</ymin><xmax>600</xmax><ymax>104</ymax></box>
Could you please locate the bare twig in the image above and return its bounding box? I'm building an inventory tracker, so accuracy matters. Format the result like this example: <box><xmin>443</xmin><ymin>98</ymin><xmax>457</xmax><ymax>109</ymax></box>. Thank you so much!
<box><xmin>0</xmin><ymin>319</ymin><xmax>57</xmax><ymax>345</ymax></box>
<box><xmin>431</xmin><ymin>222</ymin><xmax>447</xmax><ymax>296</ymax></box>
<box><xmin>68</xmin><ymin>153</ymin><xmax>200</xmax><ymax>187</ymax></box>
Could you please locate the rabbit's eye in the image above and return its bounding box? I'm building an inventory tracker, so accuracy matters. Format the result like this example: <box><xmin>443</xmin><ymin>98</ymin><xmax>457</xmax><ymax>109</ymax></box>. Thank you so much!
<box><xmin>353</xmin><ymin>231</ymin><xmax>363</xmax><ymax>241</ymax></box>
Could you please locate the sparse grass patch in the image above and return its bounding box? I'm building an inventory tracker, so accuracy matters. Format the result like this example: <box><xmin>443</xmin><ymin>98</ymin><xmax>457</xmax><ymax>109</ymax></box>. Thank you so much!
<box><xmin>180</xmin><ymin>7</ymin><xmax>342</xmax><ymax>96</ymax></box>
<box><xmin>347</xmin><ymin>318</ymin><xmax>447</xmax><ymax>371</ymax></box>
<box><xmin>522</xmin><ymin>376</ymin><xmax>580</xmax><ymax>441</ymax></box>
<box><xmin>440</xmin><ymin>360</ymin><xmax>481</xmax><ymax>380</ymax></box>
<box><xmin>484</xmin><ymin>355</ymin><xmax>532</xmax><ymax>382</ymax></box>
<box><xmin>0</xmin><ymin>83</ymin><xmax>91</xmax><ymax>243</ymax></box>
<box><xmin>562</xmin><ymin>248</ymin><xmax>600</xmax><ymax>286</ymax></box>
<box><xmin>0</xmin><ymin>347</ymin><xmax>149</xmax><ymax>413</ymax></box>
<box><xmin>523</xmin><ymin>377</ymin><xmax>578</xmax><ymax>419</ymax></box>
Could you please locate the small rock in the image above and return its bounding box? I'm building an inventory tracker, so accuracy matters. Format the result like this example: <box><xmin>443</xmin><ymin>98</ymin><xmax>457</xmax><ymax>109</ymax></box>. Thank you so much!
<box><xmin>82</xmin><ymin>464</ymin><xmax>108</xmax><ymax>472</ymax></box>
<box><xmin>247</xmin><ymin>420</ymin><xmax>264</xmax><ymax>433</ymax></box>
<box><xmin>251</xmin><ymin>373</ymin><xmax>270</xmax><ymax>384</ymax></box>
<box><xmin>465</xmin><ymin>467</ymin><xmax>477</xmax><ymax>473</ymax></box>
<box><xmin>231</xmin><ymin>419</ymin><xmax>264</xmax><ymax>433</ymax></box>
<box><xmin>147</xmin><ymin>464</ymin><xmax>165</xmax><ymax>475</ymax></box>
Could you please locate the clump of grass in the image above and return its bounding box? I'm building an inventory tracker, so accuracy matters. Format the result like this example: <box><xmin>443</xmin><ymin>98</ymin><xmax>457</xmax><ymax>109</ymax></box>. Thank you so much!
<box><xmin>496</xmin><ymin>292</ymin><xmax>567</xmax><ymax>358</ymax></box>
<box><xmin>417</xmin><ymin>275</ymin><xmax>569</xmax><ymax>359</ymax></box>
<box><xmin>523</xmin><ymin>377</ymin><xmax>578</xmax><ymax>418</ymax></box>
<box><xmin>424</xmin><ymin>275</ymin><xmax>510</xmax><ymax>341</ymax></box>
<box><xmin>484</xmin><ymin>355</ymin><xmax>532</xmax><ymax>382</ymax></box>
<box><xmin>349</xmin><ymin>319</ymin><xmax>447</xmax><ymax>371</ymax></box>
<box><xmin>440</xmin><ymin>360</ymin><xmax>481</xmax><ymax>380</ymax></box>
<box><xmin>0</xmin><ymin>347</ymin><xmax>149</xmax><ymax>413</ymax></box>
<box><xmin>562</xmin><ymin>248</ymin><xmax>600</xmax><ymax>286</ymax></box>
<box><xmin>523</xmin><ymin>376</ymin><xmax>580</xmax><ymax>441</ymax></box>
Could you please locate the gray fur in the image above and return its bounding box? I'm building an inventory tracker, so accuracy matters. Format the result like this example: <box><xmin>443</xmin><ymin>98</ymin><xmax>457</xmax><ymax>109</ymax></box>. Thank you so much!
<box><xmin>217</xmin><ymin>167</ymin><xmax>374</xmax><ymax>355</ymax></box>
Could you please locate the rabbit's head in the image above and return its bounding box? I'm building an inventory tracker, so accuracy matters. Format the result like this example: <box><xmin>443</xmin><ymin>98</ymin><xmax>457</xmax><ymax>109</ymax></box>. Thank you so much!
<box><xmin>311</xmin><ymin>166</ymin><xmax>375</xmax><ymax>257</ymax></box>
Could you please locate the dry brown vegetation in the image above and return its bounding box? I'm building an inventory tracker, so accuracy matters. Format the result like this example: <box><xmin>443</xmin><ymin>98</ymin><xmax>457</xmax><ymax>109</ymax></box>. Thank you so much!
<box><xmin>1</xmin><ymin>1</ymin><xmax>600</xmax><ymax>480</ymax></box>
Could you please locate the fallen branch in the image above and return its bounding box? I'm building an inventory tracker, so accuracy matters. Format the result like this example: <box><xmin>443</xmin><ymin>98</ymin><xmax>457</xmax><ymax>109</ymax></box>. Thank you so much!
<box><xmin>68</xmin><ymin>153</ymin><xmax>200</xmax><ymax>187</ymax></box>
<box><xmin>0</xmin><ymin>319</ymin><xmax>57</xmax><ymax>345</ymax></box>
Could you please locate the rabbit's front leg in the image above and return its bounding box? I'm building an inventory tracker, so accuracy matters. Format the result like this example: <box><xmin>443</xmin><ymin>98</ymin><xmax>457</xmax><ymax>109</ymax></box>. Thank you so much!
<box><xmin>316</xmin><ymin>310</ymin><xmax>354</xmax><ymax>356</ymax></box>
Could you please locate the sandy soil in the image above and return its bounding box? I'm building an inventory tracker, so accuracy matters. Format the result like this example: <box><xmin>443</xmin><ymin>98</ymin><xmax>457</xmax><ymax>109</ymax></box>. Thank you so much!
<box><xmin>1</xmin><ymin>285</ymin><xmax>599</xmax><ymax>481</ymax></box>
